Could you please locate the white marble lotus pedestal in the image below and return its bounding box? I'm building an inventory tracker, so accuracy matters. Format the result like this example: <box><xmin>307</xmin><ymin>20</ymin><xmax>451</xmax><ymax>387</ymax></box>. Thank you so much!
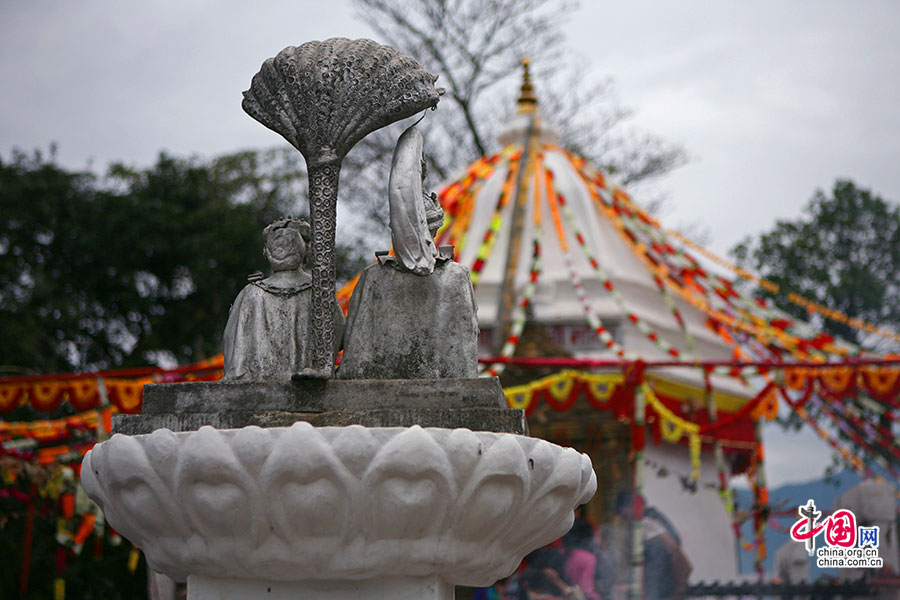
<box><xmin>81</xmin><ymin>423</ymin><xmax>596</xmax><ymax>599</ymax></box>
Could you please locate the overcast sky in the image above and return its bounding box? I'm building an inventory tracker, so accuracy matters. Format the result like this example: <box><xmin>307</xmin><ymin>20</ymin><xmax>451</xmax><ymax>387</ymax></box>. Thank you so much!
<box><xmin>2</xmin><ymin>0</ymin><xmax>898</xmax><ymax>488</ymax></box>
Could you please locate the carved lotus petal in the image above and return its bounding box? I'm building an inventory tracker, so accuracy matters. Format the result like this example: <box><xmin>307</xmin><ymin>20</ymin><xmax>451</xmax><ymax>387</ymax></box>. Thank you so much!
<box><xmin>81</xmin><ymin>434</ymin><xmax>190</xmax><ymax>580</ymax></box>
<box><xmin>331</xmin><ymin>424</ymin><xmax>379</xmax><ymax>477</ymax></box>
<box><xmin>231</xmin><ymin>425</ymin><xmax>273</xmax><ymax>475</ymax></box>
<box><xmin>262</xmin><ymin>422</ymin><xmax>352</xmax><ymax>548</ymax></box>
<box><xmin>443</xmin><ymin>428</ymin><xmax>483</xmax><ymax>487</ymax></box>
<box><xmin>107</xmin><ymin>436</ymin><xmax>183</xmax><ymax>534</ymax></box>
<box><xmin>140</xmin><ymin>428</ymin><xmax>181</xmax><ymax>491</ymax></box>
<box><xmin>82</xmin><ymin>426</ymin><xmax>595</xmax><ymax>586</ymax></box>
<box><xmin>579</xmin><ymin>453</ymin><xmax>598</xmax><ymax>505</ymax></box>
<box><xmin>363</xmin><ymin>426</ymin><xmax>453</xmax><ymax>540</ymax></box>
<box><xmin>242</xmin><ymin>38</ymin><xmax>442</xmax><ymax>164</ymax></box>
<box><xmin>176</xmin><ymin>427</ymin><xmax>261</xmax><ymax>545</ymax></box>
<box><xmin>518</xmin><ymin>435</ymin><xmax>557</xmax><ymax>485</ymax></box>
<box><xmin>514</xmin><ymin>446</ymin><xmax>588</xmax><ymax>551</ymax></box>
<box><xmin>454</xmin><ymin>434</ymin><xmax>528</xmax><ymax>541</ymax></box>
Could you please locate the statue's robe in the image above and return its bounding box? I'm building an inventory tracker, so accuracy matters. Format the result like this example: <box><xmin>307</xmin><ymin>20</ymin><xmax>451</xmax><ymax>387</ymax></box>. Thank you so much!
<box><xmin>223</xmin><ymin>276</ymin><xmax>343</xmax><ymax>381</ymax></box>
<box><xmin>338</xmin><ymin>248</ymin><xmax>479</xmax><ymax>379</ymax></box>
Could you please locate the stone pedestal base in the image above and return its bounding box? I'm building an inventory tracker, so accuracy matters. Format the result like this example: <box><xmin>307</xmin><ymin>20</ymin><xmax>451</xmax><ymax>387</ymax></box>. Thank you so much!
<box><xmin>117</xmin><ymin>378</ymin><xmax>527</xmax><ymax>435</ymax></box>
<box><xmin>83</xmin><ymin>425</ymin><xmax>595</xmax><ymax>586</ymax></box>
<box><xmin>83</xmin><ymin>385</ymin><xmax>596</xmax><ymax>596</ymax></box>
<box><xmin>188</xmin><ymin>575</ymin><xmax>453</xmax><ymax>600</ymax></box>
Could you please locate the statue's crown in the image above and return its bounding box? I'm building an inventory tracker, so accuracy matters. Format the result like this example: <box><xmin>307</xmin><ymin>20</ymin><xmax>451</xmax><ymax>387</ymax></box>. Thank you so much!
<box><xmin>263</xmin><ymin>216</ymin><xmax>310</xmax><ymax>244</ymax></box>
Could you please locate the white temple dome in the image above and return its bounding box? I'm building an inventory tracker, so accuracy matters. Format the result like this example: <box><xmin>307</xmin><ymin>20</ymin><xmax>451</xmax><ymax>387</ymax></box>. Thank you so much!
<box><xmin>432</xmin><ymin>63</ymin><xmax>744</xmax><ymax>396</ymax></box>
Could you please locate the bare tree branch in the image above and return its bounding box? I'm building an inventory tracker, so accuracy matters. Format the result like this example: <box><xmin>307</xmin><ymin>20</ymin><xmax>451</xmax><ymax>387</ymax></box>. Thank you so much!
<box><xmin>337</xmin><ymin>0</ymin><xmax>689</xmax><ymax>244</ymax></box>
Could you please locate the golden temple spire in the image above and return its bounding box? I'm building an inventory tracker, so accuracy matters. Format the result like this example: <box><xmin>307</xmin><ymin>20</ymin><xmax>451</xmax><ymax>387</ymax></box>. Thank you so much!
<box><xmin>517</xmin><ymin>57</ymin><xmax>538</xmax><ymax>114</ymax></box>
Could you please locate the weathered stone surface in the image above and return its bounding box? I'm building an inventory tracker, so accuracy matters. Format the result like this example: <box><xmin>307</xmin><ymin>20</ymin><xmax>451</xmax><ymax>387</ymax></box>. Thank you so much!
<box><xmin>141</xmin><ymin>378</ymin><xmax>506</xmax><ymax>414</ymax></box>
<box><xmin>339</xmin><ymin>124</ymin><xmax>479</xmax><ymax>380</ymax></box>
<box><xmin>123</xmin><ymin>378</ymin><xmax>526</xmax><ymax>435</ymax></box>
<box><xmin>222</xmin><ymin>217</ymin><xmax>344</xmax><ymax>382</ymax></box>
<box><xmin>338</xmin><ymin>259</ymin><xmax>478</xmax><ymax>380</ymax></box>
<box><xmin>386</xmin><ymin>125</ymin><xmax>438</xmax><ymax>276</ymax></box>
<box><xmin>114</xmin><ymin>407</ymin><xmax>527</xmax><ymax>435</ymax></box>
<box><xmin>243</xmin><ymin>38</ymin><xmax>444</xmax><ymax>376</ymax></box>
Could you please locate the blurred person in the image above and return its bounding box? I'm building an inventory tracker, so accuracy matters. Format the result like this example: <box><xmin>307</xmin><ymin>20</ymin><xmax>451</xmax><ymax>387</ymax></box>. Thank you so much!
<box><xmin>473</xmin><ymin>582</ymin><xmax>503</xmax><ymax>600</ymax></box>
<box><xmin>615</xmin><ymin>490</ymin><xmax>692</xmax><ymax>600</ymax></box>
<box><xmin>774</xmin><ymin>539</ymin><xmax>810</xmax><ymax>584</ymax></box>
<box><xmin>518</xmin><ymin>545</ymin><xmax>587</xmax><ymax>600</ymax></box>
<box><xmin>562</xmin><ymin>517</ymin><xmax>601</xmax><ymax>600</ymax></box>
<box><xmin>592</xmin><ymin>523</ymin><xmax>614</xmax><ymax>600</ymax></box>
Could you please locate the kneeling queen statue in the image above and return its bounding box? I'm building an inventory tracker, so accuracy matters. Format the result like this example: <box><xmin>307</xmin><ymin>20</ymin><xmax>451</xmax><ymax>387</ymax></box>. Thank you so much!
<box><xmin>338</xmin><ymin>124</ymin><xmax>479</xmax><ymax>379</ymax></box>
<box><xmin>223</xmin><ymin>217</ymin><xmax>344</xmax><ymax>381</ymax></box>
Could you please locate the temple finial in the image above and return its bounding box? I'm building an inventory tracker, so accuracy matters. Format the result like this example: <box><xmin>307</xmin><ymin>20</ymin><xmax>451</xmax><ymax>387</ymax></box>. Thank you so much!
<box><xmin>517</xmin><ymin>57</ymin><xmax>537</xmax><ymax>114</ymax></box>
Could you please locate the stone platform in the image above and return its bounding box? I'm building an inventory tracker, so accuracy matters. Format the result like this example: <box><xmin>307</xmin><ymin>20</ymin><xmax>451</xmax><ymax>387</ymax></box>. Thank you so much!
<box><xmin>113</xmin><ymin>377</ymin><xmax>527</xmax><ymax>435</ymax></box>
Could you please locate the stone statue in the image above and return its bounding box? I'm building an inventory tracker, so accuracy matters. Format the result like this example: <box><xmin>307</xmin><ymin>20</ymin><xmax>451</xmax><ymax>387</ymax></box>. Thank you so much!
<box><xmin>80</xmin><ymin>40</ymin><xmax>596</xmax><ymax>600</ymax></box>
<box><xmin>222</xmin><ymin>217</ymin><xmax>344</xmax><ymax>381</ymax></box>
<box><xmin>242</xmin><ymin>38</ymin><xmax>443</xmax><ymax>378</ymax></box>
<box><xmin>338</xmin><ymin>124</ymin><xmax>479</xmax><ymax>379</ymax></box>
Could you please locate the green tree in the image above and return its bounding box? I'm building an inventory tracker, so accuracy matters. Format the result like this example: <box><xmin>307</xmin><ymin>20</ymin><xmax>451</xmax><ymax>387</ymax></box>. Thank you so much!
<box><xmin>732</xmin><ymin>181</ymin><xmax>900</xmax><ymax>477</ymax></box>
<box><xmin>0</xmin><ymin>148</ymin><xmax>366</xmax><ymax>373</ymax></box>
<box><xmin>731</xmin><ymin>179</ymin><xmax>900</xmax><ymax>351</ymax></box>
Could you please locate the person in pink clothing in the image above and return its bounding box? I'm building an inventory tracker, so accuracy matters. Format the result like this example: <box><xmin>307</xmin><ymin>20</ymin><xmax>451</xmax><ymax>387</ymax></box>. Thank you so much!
<box><xmin>562</xmin><ymin>518</ymin><xmax>601</xmax><ymax>600</ymax></box>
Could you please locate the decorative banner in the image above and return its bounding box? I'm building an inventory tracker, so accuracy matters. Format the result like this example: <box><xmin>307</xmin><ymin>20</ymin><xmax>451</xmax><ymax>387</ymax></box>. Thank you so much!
<box><xmin>581</xmin><ymin>372</ymin><xmax>620</xmax><ymax>408</ymax></box>
<box><xmin>0</xmin><ymin>358</ymin><xmax>225</xmax><ymax>415</ymax></box>
<box><xmin>0</xmin><ymin>407</ymin><xmax>115</xmax><ymax>442</ymax></box>
<box><xmin>437</xmin><ymin>149</ymin><xmax>510</xmax><ymax>250</ymax></box>
<box><xmin>819</xmin><ymin>367</ymin><xmax>856</xmax><ymax>396</ymax></box>
<box><xmin>501</xmin><ymin>370</ymin><xmax>615</xmax><ymax>414</ymax></box>
<box><xmin>0</xmin><ymin>384</ymin><xmax>26</xmax><ymax>412</ymax></box>
<box><xmin>505</xmin><ymin>387</ymin><xmax>534</xmax><ymax>411</ymax></box>
<box><xmin>30</xmin><ymin>382</ymin><xmax>67</xmax><ymax>412</ymax></box>
<box><xmin>561</xmin><ymin>145</ymin><xmax>865</xmax><ymax>367</ymax></box>
<box><xmin>105</xmin><ymin>378</ymin><xmax>151</xmax><ymax>414</ymax></box>
<box><xmin>67</xmin><ymin>380</ymin><xmax>100</xmax><ymax>412</ymax></box>
<box><xmin>631</xmin><ymin>378</ymin><xmax>647</xmax><ymax>600</ymax></box>
<box><xmin>546</xmin><ymin>164</ymin><xmax>687</xmax><ymax>360</ymax></box>
<box><xmin>501</xmin><ymin>369</ymin><xmax>760</xmax><ymax>461</ymax></box>
<box><xmin>545</xmin><ymin>373</ymin><xmax>577</xmax><ymax>406</ymax></box>
<box><xmin>860</xmin><ymin>364</ymin><xmax>900</xmax><ymax>404</ymax></box>
<box><xmin>777</xmin><ymin>383</ymin><xmax>871</xmax><ymax>477</ymax></box>
<box><xmin>480</xmin><ymin>236</ymin><xmax>542</xmax><ymax>378</ymax></box>
<box><xmin>658</xmin><ymin>416</ymin><xmax>686</xmax><ymax>443</ymax></box>
<box><xmin>666</xmin><ymin>225</ymin><xmax>900</xmax><ymax>345</ymax></box>
<box><xmin>641</xmin><ymin>382</ymin><xmax>701</xmax><ymax>481</ymax></box>
<box><xmin>752</xmin><ymin>418</ymin><xmax>769</xmax><ymax>578</ymax></box>
<box><xmin>469</xmin><ymin>154</ymin><xmax>520</xmax><ymax>288</ymax></box>
<box><xmin>784</xmin><ymin>367</ymin><xmax>809</xmax><ymax>390</ymax></box>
